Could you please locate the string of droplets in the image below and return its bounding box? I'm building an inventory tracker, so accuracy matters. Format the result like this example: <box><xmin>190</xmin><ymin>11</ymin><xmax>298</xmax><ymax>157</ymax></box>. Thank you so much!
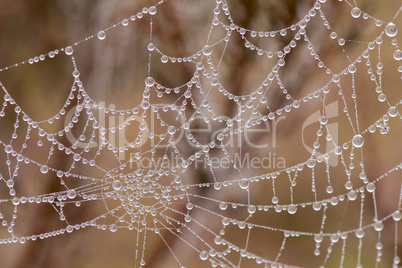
<box><xmin>0</xmin><ymin>0</ymin><xmax>401</xmax><ymax>267</ymax></box>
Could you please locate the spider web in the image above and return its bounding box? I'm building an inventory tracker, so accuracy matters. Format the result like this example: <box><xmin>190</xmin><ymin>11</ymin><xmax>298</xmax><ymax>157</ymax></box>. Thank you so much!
<box><xmin>0</xmin><ymin>0</ymin><xmax>402</xmax><ymax>267</ymax></box>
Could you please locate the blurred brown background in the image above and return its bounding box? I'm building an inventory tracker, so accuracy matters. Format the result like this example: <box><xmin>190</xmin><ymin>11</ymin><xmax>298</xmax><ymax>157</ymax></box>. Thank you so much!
<box><xmin>0</xmin><ymin>0</ymin><xmax>401</xmax><ymax>267</ymax></box>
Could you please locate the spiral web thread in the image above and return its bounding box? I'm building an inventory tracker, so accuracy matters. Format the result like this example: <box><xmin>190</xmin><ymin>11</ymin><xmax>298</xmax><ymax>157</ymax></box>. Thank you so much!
<box><xmin>0</xmin><ymin>0</ymin><xmax>402</xmax><ymax>267</ymax></box>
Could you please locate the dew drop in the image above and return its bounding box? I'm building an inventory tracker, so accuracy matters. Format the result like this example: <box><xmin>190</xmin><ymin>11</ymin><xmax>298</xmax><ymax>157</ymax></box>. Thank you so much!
<box><xmin>348</xmin><ymin>64</ymin><xmax>357</xmax><ymax>73</ymax></box>
<box><xmin>313</xmin><ymin>202</ymin><xmax>321</xmax><ymax>211</ymax></box>
<box><xmin>334</xmin><ymin>146</ymin><xmax>342</xmax><ymax>155</ymax></box>
<box><xmin>122</xmin><ymin>19</ymin><xmax>129</xmax><ymax>26</ymax></box>
<box><xmin>385</xmin><ymin>22</ymin><xmax>398</xmax><ymax>37</ymax></box>
<box><xmin>167</xmin><ymin>126</ymin><xmax>176</xmax><ymax>135</ymax></box>
<box><xmin>239</xmin><ymin>178</ymin><xmax>249</xmax><ymax>189</ymax></box>
<box><xmin>112</xmin><ymin>180</ymin><xmax>122</xmax><ymax>191</ymax></box>
<box><xmin>355</xmin><ymin>228</ymin><xmax>365</xmax><ymax>238</ymax></box>
<box><xmin>314</xmin><ymin>234</ymin><xmax>323</xmax><ymax>243</ymax></box>
<box><xmin>394</xmin><ymin>49</ymin><xmax>402</xmax><ymax>61</ymax></box>
<box><xmin>12</xmin><ymin>197</ymin><xmax>20</xmax><ymax>205</ymax></box>
<box><xmin>65</xmin><ymin>46</ymin><xmax>74</xmax><ymax>55</ymax></box>
<box><xmin>366</xmin><ymin>183</ymin><xmax>375</xmax><ymax>192</ymax></box>
<box><xmin>97</xmin><ymin>31</ymin><xmax>106</xmax><ymax>40</ymax></box>
<box><xmin>247</xmin><ymin>205</ymin><xmax>256</xmax><ymax>214</ymax></box>
<box><xmin>287</xmin><ymin>204</ymin><xmax>297</xmax><ymax>214</ymax></box>
<box><xmin>326</xmin><ymin>185</ymin><xmax>333</xmax><ymax>194</ymax></box>
<box><xmin>393</xmin><ymin>210</ymin><xmax>401</xmax><ymax>221</ymax></box>
<box><xmin>109</xmin><ymin>224</ymin><xmax>117</xmax><ymax>232</ymax></box>
<box><xmin>141</xmin><ymin>101</ymin><xmax>150</xmax><ymax>110</ymax></box>
<box><xmin>307</xmin><ymin>158</ymin><xmax>316</xmax><ymax>168</ymax></box>
<box><xmin>330</xmin><ymin>233</ymin><xmax>339</xmax><ymax>243</ymax></box>
<box><xmin>374</xmin><ymin>221</ymin><xmax>383</xmax><ymax>231</ymax></box>
<box><xmin>202</xmin><ymin>45</ymin><xmax>212</xmax><ymax>56</ymax></box>
<box><xmin>388</xmin><ymin>106</ymin><xmax>398</xmax><ymax>117</ymax></box>
<box><xmin>351</xmin><ymin>7</ymin><xmax>361</xmax><ymax>18</ymax></box>
<box><xmin>149</xmin><ymin>6</ymin><xmax>157</xmax><ymax>15</ymax></box>
<box><xmin>145</xmin><ymin>77</ymin><xmax>155</xmax><ymax>87</ymax></box>
<box><xmin>147</xmin><ymin>43</ymin><xmax>155</xmax><ymax>51</ymax></box>
<box><xmin>319</xmin><ymin>115</ymin><xmax>328</xmax><ymax>125</ymax></box>
<box><xmin>348</xmin><ymin>190</ymin><xmax>357</xmax><ymax>201</ymax></box>
<box><xmin>67</xmin><ymin>189</ymin><xmax>76</xmax><ymax>199</ymax></box>
<box><xmin>352</xmin><ymin>134</ymin><xmax>364</xmax><ymax>148</ymax></box>
<box><xmin>4</xmin><ymin>145</ymin><xmax>12</xmax><ymax>154</ymax></box>
<box><xmin>161</xmin><ymin>55</ymin><xmax>169</xmax><ymax>63</ymax></box>
<box><xmin>199</xmin><ymin>250</ymin><xmax>208</xmax><ymax>260</ymax></box>
<box><xmin>66</xmin><ymin>225</ymin><xmax>73</xmax><ymax>233</ymax></box>
<box><xmin>40</xmin><ymin>165</ymin><xmax>49</xmax><ymax>174</ymax></box>
<box><xmin>219</xmin><ymin>202</ymin><xmax>227</xmax><ymax>210</ymax></box>
<box><xmin>378</xmin><ymin>93</ymin><xmax>386</xmax><ymax>102</ymax></box>
<box><xmin>332</xmin><ymin>74</ymin><xmax>340</xmax><ymax>83</ymax></box>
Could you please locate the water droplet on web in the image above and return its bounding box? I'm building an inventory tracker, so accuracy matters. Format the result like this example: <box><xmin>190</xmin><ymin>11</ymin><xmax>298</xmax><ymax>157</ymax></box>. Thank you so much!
<box><xmin>393</xmin><ymin>49</ymin><xmax>402</xmax><ymax>60</ymax></box>
<box><xmin>351</xmin><ymin>7</ymin><xmax>361</xmax><ymax>18</ymax></box>
<box><xmin>112</xmin><ymin>180</ymin><xmax>122</xmax><ymax>190</ymax></box>
<box><xmin>109</xmin><ymin>224</ymin><xmax>117</xmax><ymax>232</ymax></box>
<box><xmin>149</xmin><ymin>6</ymin><xmax>157</xmax><ymax>15</ymax></box>
<box><xmin>219</xmin><ymin>202</ymin><xmax>227</xmax><ymax>210</ymax></box>
<box><xmin>122</xmin><ymin>19</ymin><xmax>129</xmax><ymax>26</ymax></box>
<box><xmin>167</xmin><ymin>126</ymin><xmax>176</xmax><ymax>135</ymax></box>
<box><xmin>287</xmin><ymin>204</ymin><xmax>297</xmax><ymax>214</ymax></box>
<box><xmin>145</xmin><ymin>77</ymin><xmax>155</xmax><ymax>87</ymax></box>
<box><xmin>393</xmin><ymin>210</ymin><xmax>401</xmax><ymax>221</ymax></box>
<box><xmin>388</xmin><ymin>106</ymin><xmax>398</xmax><ymax>117</ymax></box>
<box><xmin>378</xmin><ymin>93</ymin><xmax>386</xmax><ymax>102</ymax></box>
<box><xmin>314</xmin><ymin>234</ymin><xmax>323</xmax><ymax>243</ymax></box>
<box><xmin>141</xmin><ymin>101</ymin><xmax>150</xmax><ymax>110</ymax></box>
<box><xmin>332</xmin><ymin>74</ymin><xmax>340</xmax><ymax>83</ymax></box>
<box><xmin>147</xmin><ymin>43</ymin><xmax>155</xmax><ymax>51</ymax></box>
<box><xmin>4</xmin><ymin>145</ymin><xmax>12</xmax><ymax>154</ymax></box>
<box><xmin>199</xmin><ymin>250</ymin><xmax>208</xmax><ymax>260</ymax></box>
<box><xmin>272</xmin><ymin>196</ymin><xmax>279</xmax><ymax>204</ymax></box>
<box><xmin>161</xmin><ymin>55</ymin><xmax>168</xmax><ymax>63</ymax></box>
<box><xmin>366</xmin><ymin>183</ymin><xmax>375</xmax><ymax>192</ymax></box>
<box><xmin>97</xmin><ymin>31</ymin><xmax>106</xmax><ymax>40</ymax></box>
<box><xmin>385</xmin><ymin>22</ymin><xmax>398</xmax><ymax>37</ymax></box>
<box><xmin>348</xmin><ymin>64</ymin><xmax>357</xmax><ymax>73</ymax></box>
<box><xmin>374</xmin><ymin>221</ymin><xmax>383</xmax><ymax>231</ymax></box>
<box><xmin>202</xmin><ymin>45</ymin><xmax>212</xmax><ymax>56</ymax></box>
<box><xmin>355</xmin><ymin>228</ymin><xmax>365</xmax><ymax>238</ymax></box>
<box><xmin>330</xmin><ymin>233</ymin><xmax>339</xmax><ymax>243</ymax></box>
<box><xmin>307</xmin><ymin>158</ymin><xmax>316</xmax><ymax>168</ymax></box>
<box><xmin>40</xmin><ymin>165</ymin><xmax>49</xmax><ymax>174</ymax></box>
<box><xmin>334</xmin><ymin>146</ymin><xmax>342</xmax><ymax>155</ymax></box>
<box><xmin>239</xmin><ymin>178</ymin><xmax>249</xmax><ymax>189</ymax></box>
<box><xmin>348</xmin><ymin>190</ymin><xmax>357</xmax><ymax>201</ymax></box>
<box><xmin>66</xmin><ymin>225</ymin><xmax>73</xmax><ymax>233</ymax></box>
<box><xmin>319</xmin><ymin>115</ymin><xmax>328</xmax><ymax>125</ymax></box>
<box><xmin>313</xmin><ymin>202</ymin><xmax>321</xmax><ymax>211</ymax></box>
<box><xmin>352</xmin><ymin>134</ymin><xmax>364</xmax><ymax>148</ymax></box>
<box><xmin>248</xmin><ymin>205</ymin><xmax>256</xmax><ymax>214</ymax></box>
<box><xmin>184</xmin><ymin>215</ymin><xmax>191</xmax><ymax>222</ymax></box>
<box><xmin>65</xmin><ymin>46</ymin><xmax>73</xmax><ymax>55</ymax></box>
<box><xmin>67</xmin><ymin>189</ymin><xmax>76</xmax><ymax>199</ymax></box>
<box><xmin>12</xmin><ymin>197</ymin><xmax>20</xmax><ymax>205</ymax></box>
<box><xmin>326</xmin><ymin>186</ymin><xmax>333</xmax><ymax>194</ymax></box>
